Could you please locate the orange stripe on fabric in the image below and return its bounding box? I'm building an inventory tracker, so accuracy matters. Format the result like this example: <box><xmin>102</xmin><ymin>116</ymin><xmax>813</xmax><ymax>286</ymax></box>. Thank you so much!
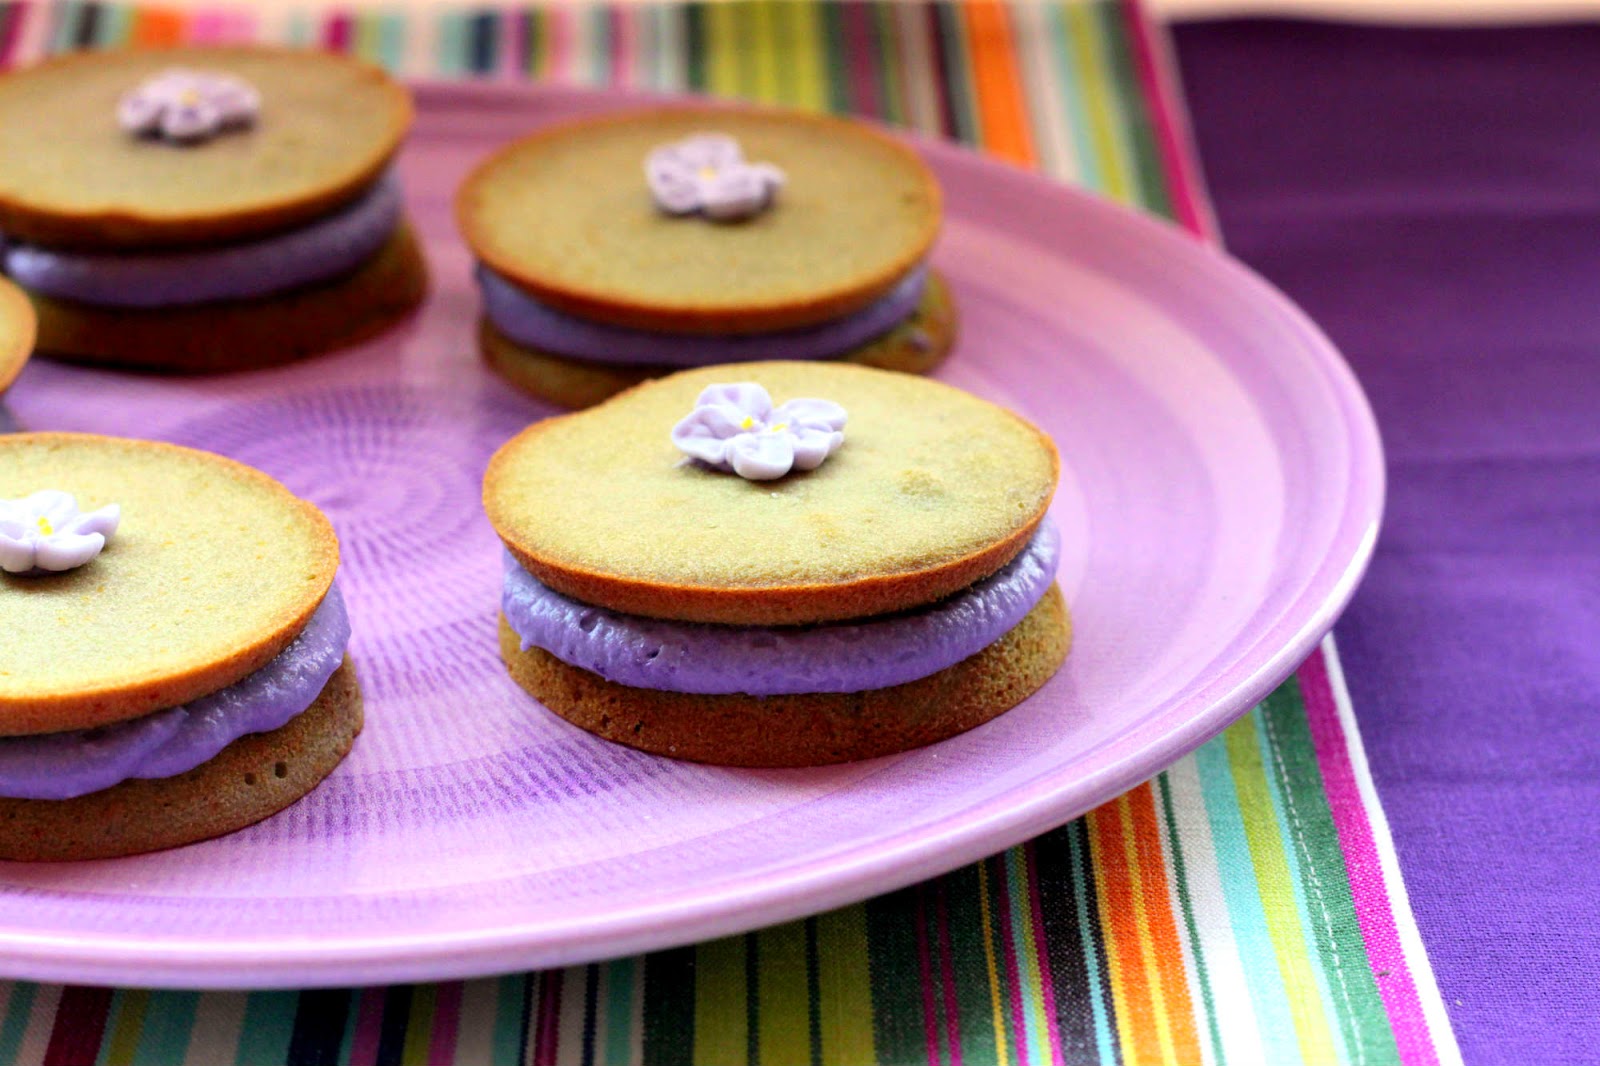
<box><xmin>960</xmin><ymin>0</ymin><xmax>1036</xmax><ymax>165</ymax></box>
<box><xmin>131</xmin><ymin>9</ymin><xmax>185</xmax><ymax>46</ymax></box>
<box><xmin>1126</xmin><ymin>783</ymin><xmax>1205</xmax><ymax>1064</ymax></box>
<box><xmin>1088</xmin><ymin>800</ymin><xmax>1158</xmax><ymax>1066</ymax></box>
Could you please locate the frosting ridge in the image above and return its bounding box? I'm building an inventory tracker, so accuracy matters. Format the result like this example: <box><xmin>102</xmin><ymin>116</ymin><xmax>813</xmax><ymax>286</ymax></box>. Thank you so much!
<box><xmin>3</xmin><ymin>177</ymin><xmax>401</xmax><ymax>308</ymax></box>
<box><xmin>503</xmin><ymin>522</ymin><xmax>1060</xmax><ymax>696</ymax></box>
<box><xmin>478</xmin><ymin>262</ymin><xmax>928</xmax><ymax>366</ymax></box>
<box><xmin>0</xmin><ymin>585</ymin><xmax>350</xmax><ymax>800</ymax></box>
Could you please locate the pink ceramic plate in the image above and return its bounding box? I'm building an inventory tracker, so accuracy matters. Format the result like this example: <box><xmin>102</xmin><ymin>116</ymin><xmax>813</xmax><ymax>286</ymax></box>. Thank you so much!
<box><xmin>0</xmin><ymin>84</ymin><xmax>1381</xmax><ymax>988</ymax></box>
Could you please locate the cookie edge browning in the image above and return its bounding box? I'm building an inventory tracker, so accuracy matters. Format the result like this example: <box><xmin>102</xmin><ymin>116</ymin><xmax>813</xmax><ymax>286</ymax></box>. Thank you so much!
<box><xmin>0</xmin><ymin>659</ymin><xmax>362</xmax><ymax>861</ymax></box>
<box><xmin>498</xmin><ymin>585</ymin><xmax>1069</xmax><ymax>766</ymax></box>
<box><xmin>0</xmin><ymin>276</ymin><xmax>36</xmax><ymax>394</ymax></box>
<box><xmin>480</xmin><ymin>266</ymin><xmax>957</xmax><ymax>410</ymax></box>
<box><xmin>26</xmin><ymin>222</ymin><xmax>427</xmax><ymax>373</ymax></box>
<box><xmin>456</xmin><ymin>105</ymin><xmax>943</xmax><ymax>335</ymax></box>
<box><xmin>484</xmin><ymin>358</ymin><xmax>1059</xmax><ymax>627</ymax></box>
<box><xmin>0</xmin><ymin>432</ymin><xmax>340</xmax><ymax>732</ymax></box>
<box><xmin>0</xmin><ymin>46</ymin><xmax>414</xmax><ymax>251</ymax></box>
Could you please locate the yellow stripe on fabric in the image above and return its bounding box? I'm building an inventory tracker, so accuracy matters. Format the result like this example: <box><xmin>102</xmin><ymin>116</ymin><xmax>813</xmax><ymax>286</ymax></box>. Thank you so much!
<box><xmin>1118</xmin><ymin>793</ymin><xmax>1181</xmax><ymax>1066</ymax></box>
<box><xmin>747</xmin><ymin>0</ymin><xmax>783</xmax><ymax>105</ymax></box>
<box><xmin>703</xmin><ymin>1</ymin><xmax>740</xmax><ymax>99</ymax></box>
<box><xmin>976</xmin><ymin>861</ymin><xmax>1011</xmax><ymax>1066</ymax></box>
<box><xmin>1225</xmin><ymin>718</ymin><xmax>1340</xmax><ymax>1064</ymax></box>
<box><xmin>777</xmin><ymin>0</ymin><xmax>827</xmax><ymax>112</ymax></box>
<box><xmin>757</xmin><ymin>922</ymin><xmax>813</xmax><ymax>1066</ymax></box>
<box><xmin>98</xmin><ymin>989</ymin><xmax>149</xmax><ymax>1066</ymax></box>
<box><xmin>815</xmin><ymin>907</ymin><xmax>876</xmax><ymax>1066</ymax></box>
<box><xmin>694</xmin><ymin>936</ymin><xmax>750</xmax><ymax>1066</ymax></box>
<box><xmin>401</xmin><ymin>982</ymin><xmax>436</xmax><ymax>1066</ymax></box>
<box><xmin>1062</xmin><ymin>1</ymin><xmax>1131</xmax><ymax>203</ymax></box>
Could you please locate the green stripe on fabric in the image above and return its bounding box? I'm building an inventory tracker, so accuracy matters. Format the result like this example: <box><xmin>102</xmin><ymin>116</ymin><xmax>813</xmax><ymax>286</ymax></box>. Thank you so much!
<box><xmin>937</xmin><ymin>864</ymin><xmax>998</xmax><ymax>1064</ymax></box>
<box><xmin>129</xmin><ymin>991</ymin><xmax>198</xmax><ymax>1066</ymax></box>
<box><xmin>602</xmin><ymin>959</ymin><xmax>636</xmax><ymax>1066</ymax></box>
<box><xmin>1158</xmin><ymin>771</ymin><xmax>1229</xmax><ymax>1066</ymax></box>
<box><xmin>233</xmin><ymin>992</ymin><xmax>297</xmax><ymax>1066</ymax></box>
<box><xmin>491</xmin><ymin>975</ymin><xmax>529</xmax><ymax>1066</ymax></box>
<box><xmin>435</xmin><ymin>10</ymin><xmax>468</xmax><ymax>79</ymax></box>
<box><xmin>1092</xmin><ymin>0</ymin><xmax>1170</xmax><ymax>216</ymax></box>
<box><xmin>642</xmin><ymin>948</ymin><xmax>695</xmax><ymax>1066</ymax></box>
<box><xmin>864</xmin><ymin>888</ymin><xmax>926</xmax><ymax>1066</ymax></box>
<box><xmin>1261</xmin><ymin>681</ymin><xmax>1400</xmax><ymax>1066</ymax></box>
<box><xmin>0</xmin><ymin>983</ymin><xmax>34</xmax><ymax>1066</ymax></box>
<box><xmin>871</xmin><ymin>2</ymin><xmax>906</xmax><ymax>126</ymax></box>
<box><xmin>932</xmin><ymin>0</ymin><xmax>978</xmax><ymax>142</ymax></box>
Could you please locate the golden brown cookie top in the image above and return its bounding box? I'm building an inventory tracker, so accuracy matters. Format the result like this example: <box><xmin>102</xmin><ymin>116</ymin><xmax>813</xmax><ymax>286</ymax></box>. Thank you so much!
<box><xmin>0</xmin><ymin>46</ymin><xmax>411</xmax><ymax>251</ymax></box>
<box><xmin>457</xmin><ymin>107</ymin><xmax>941</xmax><ymax>335</ymax></box>
<box><xmin>0</xmin><ymin>434</ymin><xmax>340</xmax><ymax>735</ymax></box>
<box><xmin>0</xmin><ymin>277</ymin><xmax>34</xmax><ymax>395</ymax></box>
<box><xmin>484</xmin><ymin>362</ymin><xmax>1058</xmax><ymax>626</ymax></box>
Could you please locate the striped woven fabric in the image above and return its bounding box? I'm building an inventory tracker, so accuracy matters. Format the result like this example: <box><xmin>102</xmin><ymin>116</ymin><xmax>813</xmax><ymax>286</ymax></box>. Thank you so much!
<box><xmin>0</xmin><ymin>3</ymin><xmax>1460</xmax><ymax>1064</ymax></box>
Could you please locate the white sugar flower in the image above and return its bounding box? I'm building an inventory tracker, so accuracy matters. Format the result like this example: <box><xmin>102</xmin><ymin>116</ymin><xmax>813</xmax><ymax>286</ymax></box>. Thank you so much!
<box><xmin>645</xmin><ymin>134</ymin><xmax>786</xmax><ymax>222</ymax></box>
<box><xmin>0</xmin><ymin>491</ymin><xmax>120</xmax><ymax>575</ymax></box>
<box><xmin>118</xmin><ymin>68</ymin><xmax>260</xmax><ymax>144</ymax></box>
<box><xmin>672</xmin><ymin>383</ymin><xmax>846</xmax><ymax>481</ymax></box>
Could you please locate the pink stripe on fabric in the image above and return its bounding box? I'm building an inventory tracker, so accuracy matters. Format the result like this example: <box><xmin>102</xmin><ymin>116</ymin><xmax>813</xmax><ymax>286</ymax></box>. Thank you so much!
<box><xmin>1023</xmin><ymin>841</ymin><xmax>1067</xmax><ymax>1066</ymax></box>
<box><xmin>989</xmin><ymin>857</ymin><xmax>1031</xmax><ymax>1066</ymax></box>
<box><xmin>0</xmin><ymin>5</ymin><xmax>22</xmax><ymax>67</ymax></box>
<box><xmin>321</xmin><ymin>10</ymin><xmax>352</xmax><ymax>52</ymax></box>
<box><xmin>609</xmin><ymin>6</ymin><xmax>631</xmax><ymax>88</ymax></box>
<box><xmin>347</xmin><ymin>987</ymin><xmax>387</xmax><ymax>1066</ymax></box>
<box><xmin>1121</xmin><ymin>0</ymin><xmax>1212</xmax><ymax>240</ymax></box>
<box><xmin>840</xmin><ymin>1</ymin><xmax>883</xmax><ymax>119</ymax></box>
<box><xmin>1300</xmin><ymin>648</ymin><xmax>1441</xmax><ymax>1066</ymax></box>
<box><xmin>185</xmin><ymin>10</ymin><xmax>230</xmax><ymax>44</ymax></box>
<box><xmin>934</xmin><ymin>884</ymin><xmax>964</xmax><ymax>1066</ymax></box>
<box><xmin>913</xmin><ymin>889</ymin><xmax>944</xmax><ymax>1065</ymax></box>
<box><xmin>548</xmin><ymin>3</ymin><xmax>574</xmax><ymax>82</ymax></box>
<box><xmin>533</xmin><ymin>970</ymin><xmax>563</xmax><ymax>1066</ymax></box>
<box><xmin>427</xmin><ymin>981</ymin><xmax>464</xmax><ymax>1065</ymax></box>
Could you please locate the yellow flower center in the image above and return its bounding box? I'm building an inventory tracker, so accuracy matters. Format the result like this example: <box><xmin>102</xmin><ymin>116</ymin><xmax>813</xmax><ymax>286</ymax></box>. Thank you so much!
<box><xmin>36</xmin><ymin>516</ymin><xmax>53</xmax><ymax>536</ymax></box>
<box><xmin>179</xmin><ymin>88</ymin><xmax>202</xmax><ymax>106</ymax></box>
<box><xmin>698</xmin><ymin>165</ymin><xmax>719</xmax><ymax>181</ymax></box>
<box><xmin>769</xmin><ymin>423</ymin><xmax>787</xmax><ymax>433</ymax></box>
<box><xmin>740</xmin><ymin>416</ymin><xmax>755</xmax><ymax>430</ymax></box>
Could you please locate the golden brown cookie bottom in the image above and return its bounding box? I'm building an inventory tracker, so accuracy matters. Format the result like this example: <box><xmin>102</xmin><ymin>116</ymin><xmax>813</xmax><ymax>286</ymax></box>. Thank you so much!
<box><xmin>499</xmin><ymin>584</ymin><xmax>1069</xmax><ymax>767</ymax></box>
<box><xmin>27</xmin><ymin>223</ymin><xmax>427</xmax><ymax>373</ymax></box>
<box><xmin>0</xmin><ymin>659</ymin><xmax>362</xmax><ymax>862</ymax></box>
<box><xmin>481</xmin><ymin>269</ymin><xmax>956</xmax><ymax>410</ymax></box>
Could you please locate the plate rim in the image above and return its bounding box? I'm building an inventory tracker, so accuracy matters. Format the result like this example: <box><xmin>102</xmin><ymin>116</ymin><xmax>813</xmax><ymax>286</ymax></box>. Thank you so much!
<box><xmin>0</xmin><ymin>81</ymin><xmax>1385</xmax><ymax>988</ymax></box>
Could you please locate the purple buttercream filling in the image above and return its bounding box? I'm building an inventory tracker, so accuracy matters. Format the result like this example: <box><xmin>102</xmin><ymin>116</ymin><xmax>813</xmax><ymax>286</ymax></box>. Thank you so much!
<box><xmin>0</xmin><ymin>584</ymin><xmax>350</xmax><ymax>801</ymax></box>
<box><xmin>1</xmin><ymin>177</ymin><xmax>401</xmax><ymax>308</ymax></box>
<box><xmin>503</xmin><ymin>522</ymin><xmax>1060</xmax><ymax>696</ymax></box>
<box><xmin>477</xmin><ymin>261</ymin><xmax>929</xmax><ymax>366</ymax></box>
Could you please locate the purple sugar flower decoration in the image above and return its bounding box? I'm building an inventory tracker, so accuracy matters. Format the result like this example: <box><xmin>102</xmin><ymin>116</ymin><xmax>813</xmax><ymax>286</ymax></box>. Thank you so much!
<box><xmin>672</xmin><ymin>383</ymin><xmax>847</xmax><ymax>481</ymax></box>
<box><xmin>118</xmin><ymin>68</ymin><xmax>260</xmax><ymax>144</ymax></box>
<box><xmin>0</xmin><ymin>491</ymin><xmax>120</xmax><ymax>576</ymax></box>
<box><xmin>645</xmin><ymin>134</ymin><xmax>786</xmax><ymax>222</ymax></box>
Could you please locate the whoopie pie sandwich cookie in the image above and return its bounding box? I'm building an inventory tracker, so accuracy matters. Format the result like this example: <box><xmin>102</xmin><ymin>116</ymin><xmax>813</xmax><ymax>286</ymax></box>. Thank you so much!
<box><xmin>0</xmin><ymin>276</ymin><xmax>35</xmax><ymax>432</ymax></box>
<box><xmin>0</xmin><ymin>434</ymin><xmax>360</xmax><ymax>861</ymax></box>
<box><xmin>457</xmin><ymin>107</ymin><xmax>953</xmax><ymax>410</ymax></box>
<box><xmin>0</xmin><ymin>46</ymin><xmax>425</xmax><ymax>372</ymax></box>
<box><xmin>484</xmin><ymin>362</ymin><xmax>1068</xmax><ymax>766</ymax></box>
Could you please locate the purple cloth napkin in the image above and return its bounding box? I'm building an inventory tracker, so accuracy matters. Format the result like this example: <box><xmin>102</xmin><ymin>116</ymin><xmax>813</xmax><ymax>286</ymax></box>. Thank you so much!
<box><xmin>1174</xmin><ymin>20</ymin><xmax>1600</xmax><ymax>1063</ymax></box>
